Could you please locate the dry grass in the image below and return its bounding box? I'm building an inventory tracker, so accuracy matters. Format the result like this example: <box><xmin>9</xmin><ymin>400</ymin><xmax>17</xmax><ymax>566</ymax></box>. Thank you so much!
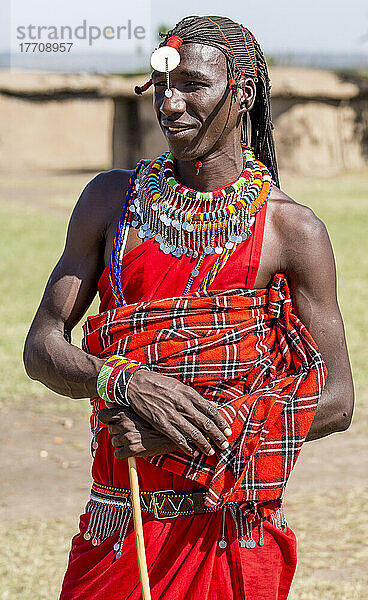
<box><xmin>0</xmin><ymin>519</ymin><xmax>76</xmax><ymax>600</ymax></box>
<box><xmin>286</xmin><ymin>488</ymin><xmax>368</xmax><ymax>598</ymax></box>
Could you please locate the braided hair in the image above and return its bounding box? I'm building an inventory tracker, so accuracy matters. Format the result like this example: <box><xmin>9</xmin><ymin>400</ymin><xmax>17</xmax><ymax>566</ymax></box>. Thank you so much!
<box><xmin>158</xmin><ymin>16</ymin><xmax>279</xmax><ymax>187</ymax></box>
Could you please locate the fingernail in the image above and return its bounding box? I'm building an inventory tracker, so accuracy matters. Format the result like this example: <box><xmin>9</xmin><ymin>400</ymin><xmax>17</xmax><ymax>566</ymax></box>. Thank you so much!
<box><xmin>224</xmin><ymin>428</ymin><xmax>232</xmax><ymax>437</ymax></box>
<box><xmin>208</xmin><ymin>448</ymin><xmax>215</xmax><ymax>456</ymax></box>
<box><xmin>221</xmin><ymin>441</ymin><xmax>229</xmax><ymax>450</ymax></box>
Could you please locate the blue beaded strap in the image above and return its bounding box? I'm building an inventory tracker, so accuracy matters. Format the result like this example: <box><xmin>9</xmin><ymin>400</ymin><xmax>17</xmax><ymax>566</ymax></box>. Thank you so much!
<box><xmin>109</xmin><ymin>160</ymin><xmax>148</xmax><ymax>306</ymax></box>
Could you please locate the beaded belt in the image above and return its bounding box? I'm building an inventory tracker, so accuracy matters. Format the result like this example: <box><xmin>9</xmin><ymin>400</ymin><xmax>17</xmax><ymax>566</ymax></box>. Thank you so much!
<box><xmin>90</xmin><ymin>481</ymin><xmax>216</xmax><ymax>518</ymax></box>
<box><xmin>84</xmin><ymin>481</ymin><xmax>287</xmax><ymax>560</ymax></box>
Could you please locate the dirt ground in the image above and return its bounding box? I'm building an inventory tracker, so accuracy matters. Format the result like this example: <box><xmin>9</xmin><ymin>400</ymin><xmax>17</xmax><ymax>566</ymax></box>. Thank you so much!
<box><xmin>0</xmin><ymin>398</ymin><xmax>366</xmax><ymax>523</ymax></box>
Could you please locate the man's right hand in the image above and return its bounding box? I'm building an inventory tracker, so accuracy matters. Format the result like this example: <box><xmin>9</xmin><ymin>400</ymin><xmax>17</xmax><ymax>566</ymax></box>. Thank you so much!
<box><xmin>125</xmin><ymin>370</ymin><xmax>232</xmax><ymax>456</ymax></box>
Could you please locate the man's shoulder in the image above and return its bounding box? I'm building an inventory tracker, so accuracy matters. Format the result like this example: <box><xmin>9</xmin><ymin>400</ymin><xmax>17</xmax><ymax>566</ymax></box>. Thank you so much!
<box><xmin>65</xmin><ymin>168</ymin><xmax>134</xmax><ymax>251</ymax></box>
<box><xmin>268</xmin><ymin>186</ymin><xmax>327</xmax><ymax>244</ymax></box>
<box><xmin>266</xmin><ymin>186</ymin><xmax>332</xmax><ymax>276</ymax></box>
<box><xmin>87</xmin><ymin>168</ymin><xmax>133</xmax><ymax>198</ymax></box>
<box><xmin>72</xmin><ymin>168</ymin><xmax>133</xmax><ymax>223</ymax></box>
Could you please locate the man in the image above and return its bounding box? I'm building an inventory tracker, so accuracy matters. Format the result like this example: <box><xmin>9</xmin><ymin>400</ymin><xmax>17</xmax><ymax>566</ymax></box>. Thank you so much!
<box><xmin>24</xmin><ymin>15</ymin><xmax>354</xmax><ymax>600</ymax></box>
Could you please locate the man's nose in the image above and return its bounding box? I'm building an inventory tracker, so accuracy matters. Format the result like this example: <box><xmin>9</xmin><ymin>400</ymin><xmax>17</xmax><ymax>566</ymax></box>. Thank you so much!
<box><xmin>159</xmin><ymin>88</ymin><xmax>186</xmax><ymax>117</ymax></box>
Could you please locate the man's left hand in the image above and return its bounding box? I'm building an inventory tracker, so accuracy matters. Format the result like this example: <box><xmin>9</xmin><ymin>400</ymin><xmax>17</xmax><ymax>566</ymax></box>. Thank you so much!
<box><xmin>98</xmin><ymin>406</ymin><xmax>179</xmax><ymax>458</ymax></box>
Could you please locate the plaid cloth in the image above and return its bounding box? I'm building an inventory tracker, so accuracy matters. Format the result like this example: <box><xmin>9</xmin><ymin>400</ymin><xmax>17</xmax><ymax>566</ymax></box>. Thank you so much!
<box><xmin>83</xmin><ymin>273</ymin><xmax>326</xmax><ymax>510</ymax></box>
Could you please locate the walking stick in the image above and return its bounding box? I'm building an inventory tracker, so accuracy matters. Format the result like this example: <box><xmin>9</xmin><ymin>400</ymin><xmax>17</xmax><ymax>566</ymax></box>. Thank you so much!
<box><xmin>128</xmin><ymin>456</ymin><xmax>152</xmax><ymax>600</ymax></box>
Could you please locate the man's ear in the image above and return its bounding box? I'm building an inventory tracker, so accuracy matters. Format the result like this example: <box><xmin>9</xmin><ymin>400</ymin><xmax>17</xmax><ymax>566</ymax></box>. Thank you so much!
<box><xmin>236</xmin><ymin>77</ymin><xmax>256</xmax><ymax>115</ymax></box>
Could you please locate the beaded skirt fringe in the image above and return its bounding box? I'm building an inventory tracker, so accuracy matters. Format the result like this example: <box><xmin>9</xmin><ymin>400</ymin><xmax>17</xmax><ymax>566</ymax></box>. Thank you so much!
<box><xmin>84</xmin><ymin>496</ymin><xmax>133</xmax><ymax>560</ymax></box>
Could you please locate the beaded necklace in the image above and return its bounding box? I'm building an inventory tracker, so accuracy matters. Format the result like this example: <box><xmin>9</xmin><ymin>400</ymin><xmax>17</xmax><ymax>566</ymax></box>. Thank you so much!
<box><xmin>109</xmin><ymin>146</ymin><xmax>272</xmax><ymax>306</ymax></box>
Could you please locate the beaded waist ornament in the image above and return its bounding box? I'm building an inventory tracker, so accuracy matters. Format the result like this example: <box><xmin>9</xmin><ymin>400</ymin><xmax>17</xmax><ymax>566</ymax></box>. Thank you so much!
<box><xmin>109</xmin><ymin>145</ymin><xmax>272</xmax><ymax>306</ymax></box>
<box><xmin>83</xmin><ymin>481</ymin><xmax>288</xmax><ymax>560</ymax></box>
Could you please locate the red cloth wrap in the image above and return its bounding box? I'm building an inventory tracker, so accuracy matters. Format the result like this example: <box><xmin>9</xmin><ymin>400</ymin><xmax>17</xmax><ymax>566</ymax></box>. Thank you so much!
<box><xmin>83</xmin><ymin>273</ymin><xmax>326</xmax><ymax>512</ymax></box>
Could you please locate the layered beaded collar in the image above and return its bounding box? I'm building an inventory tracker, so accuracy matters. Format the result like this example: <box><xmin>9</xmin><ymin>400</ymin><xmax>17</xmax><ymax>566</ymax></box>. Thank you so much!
<box><xmin>109</xmin><ymin>146</ymin><xmax>272</xmax><ymax>305</ymax></box>
<box><xmin>129</xmin><ymin>145</ymin><xmax>272</xmax><ymax>259</ymax></box>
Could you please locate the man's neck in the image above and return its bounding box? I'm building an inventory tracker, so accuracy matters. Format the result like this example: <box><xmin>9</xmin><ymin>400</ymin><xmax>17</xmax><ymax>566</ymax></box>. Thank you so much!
<box><xmin>175</xmin><ymin>139</ymin><xmax>244</xmax><ymax>192</ymax></box>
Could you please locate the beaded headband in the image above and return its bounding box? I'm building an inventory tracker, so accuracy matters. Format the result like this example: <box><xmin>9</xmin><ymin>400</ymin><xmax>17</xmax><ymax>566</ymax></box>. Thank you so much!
<box><xmin>134</xmin><ymin>19</ymin><xmax>254</xmax><ymax>97</ymax></box>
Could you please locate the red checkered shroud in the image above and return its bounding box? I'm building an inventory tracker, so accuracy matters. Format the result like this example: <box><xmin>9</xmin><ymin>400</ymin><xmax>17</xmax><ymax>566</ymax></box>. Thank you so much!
<box><xmin>83</xmin><ymin>273</ymin><xmax>327</xmax><ymax>511</ymax></box>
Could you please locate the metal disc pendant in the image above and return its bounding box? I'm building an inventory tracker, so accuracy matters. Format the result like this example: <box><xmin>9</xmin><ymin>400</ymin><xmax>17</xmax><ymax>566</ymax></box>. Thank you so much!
<box><xmin>165</xmin><ymin>88</ymin><xmax>173</xmax><ymax>98</ymax></box>
<box><xmin>192</xmin><ymin>250</ymin><xmax>199</xmax><ymax>259</ymax></box>
<box><xmin>116</xmin><ymin>551</ymin><xmax>122</xmax><ymax>560</ymax></box>
<box><xmin>186</xmin><ymin>223</ymin><xmax>194</xmax><ymax>232</ymax></box>
<box><xmin>163</xmin><ymin>244</ymin><xmax>171</xmax><ymax>255</ymax></box>
<box><xmin>131</xmin><ymin>220</ymin><xmax>139</xmax><ymax>228</ymax></box>
<box><xmin>248</xmin><ymin>539</ymin><xmax>256</xmax><ymax>549</ymax></box>
<box><xmin>191</xmin><ymin>268</ymin><xmax>199</xmax><ymax>277</ymax></box>
<box><xmin>151</xmin><ymin>45</ymin><xmax>181</xmax><ymax>72</ymax></box>
<box><xmin>205</xmin><ymin>246</ymin><xmax>214</xmax><ymax>255</ymax></box>
<box><xmin>84</xmin><ymin>532</ymin><xmax>91</xmax><ymax>541</ymax></box>
<box><xmin>155</xmin><ymin>234</ymin><xmax>162</xmax><ymax>243</ymax></box>
<box><xmin>239</xmin><ymin>540</ymin><xmax>247</xmax><ymax>548</ymax></box>
<box><xmin>218</xmin><ymin>540</ymin><xmax>227</xmax><ymax>549</ymax></box>
<box><xmin>258</xmin><ymin>538</ymin><xmax>265</xmax><ymax>547</ymax></box>
<box><xmin>215</xmin><ymin>246</ymin><xmax>223</xmax><ymax>254</ymax></box>
<box><xmin>151</xmin><ymin>203</ymin><xmax>158</xmax><ymax>211</ymax></box>
<box><xmin>113</xmin><ymin>542</ymin><xmax>120</xmax><ymax>552</ymax></box>
<box><xmin>225</xmin><ymin>241</ymin><xmax>234</xmax><ymax>250</ymax></box>
<box><xmin>229</xmin><ymin>234</ymin><xmax>237</xmax><ymax>243</ymax></box>
<box><xmin>138</xmin><ymin>230</ymin><xmax>146</xmax><ymax>239</ymax></box>
<box><xmin>92</xmin><ymin>538</ymin><xmax>99</xmax><ymax>546</ymax></box>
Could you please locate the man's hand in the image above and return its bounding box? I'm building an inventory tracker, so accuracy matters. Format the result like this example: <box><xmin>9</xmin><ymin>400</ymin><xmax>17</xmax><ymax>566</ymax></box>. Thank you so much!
<box><xmin>99</xmin><ymin>406</ymin><xmax>178</xmax><ymax>458</ymax></box>
<box><xmin>124</xmin><ymin>370</ymin><xmax>232</xmax><ymax>457</ymax></box>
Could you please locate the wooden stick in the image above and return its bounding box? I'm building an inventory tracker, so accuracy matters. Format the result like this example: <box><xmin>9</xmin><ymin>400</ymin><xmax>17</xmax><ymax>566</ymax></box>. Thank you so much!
<box><xmin>128</xmin><ymin>456</ymin><xmax>152</xmax><ymax>600</ymax></box>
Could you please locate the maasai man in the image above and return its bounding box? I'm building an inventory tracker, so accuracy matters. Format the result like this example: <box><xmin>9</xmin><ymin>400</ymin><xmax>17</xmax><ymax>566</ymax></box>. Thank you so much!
<box><xmin>24</xmin><ymin>15</ymin><xmax>354</xmax><ymax>600</ymax></box>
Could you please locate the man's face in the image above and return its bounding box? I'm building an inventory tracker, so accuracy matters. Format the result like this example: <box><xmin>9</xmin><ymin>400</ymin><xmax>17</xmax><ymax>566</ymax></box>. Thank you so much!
<box><xmin>152</xmin><ymin>43</ymin><xmax>240</xmax><ymax>161</ymax></box>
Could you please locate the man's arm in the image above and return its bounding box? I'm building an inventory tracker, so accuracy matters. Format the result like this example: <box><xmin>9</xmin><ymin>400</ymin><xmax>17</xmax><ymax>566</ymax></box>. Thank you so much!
<box><xmin>23</xmin><ymin>171</ymin><xmax>231</xmax><ymax>456</ymax></box>
<box><xmin>277</xmin><ymin>200</ymin><xmax>354</xmax><ymax>440</ymax></box>
<box><xmin>23</xmin><ymin>172</ymin><xmax>121</xmax><ymax>398</ymax></box>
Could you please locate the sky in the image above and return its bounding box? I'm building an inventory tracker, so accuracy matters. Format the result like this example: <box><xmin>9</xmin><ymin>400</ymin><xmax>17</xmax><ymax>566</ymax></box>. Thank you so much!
<box><xmin>152</xmin><ymin>0</ymin><xmax>368</xmax><ymax>55</ymax></box>
<box><xmin>2</xmin><ymin>0</ymin><xmax>368</xmax><ymax>58</ymax></box>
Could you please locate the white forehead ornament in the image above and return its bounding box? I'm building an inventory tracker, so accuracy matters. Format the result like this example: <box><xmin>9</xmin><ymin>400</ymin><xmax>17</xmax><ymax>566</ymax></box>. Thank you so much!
<box><xmin>150</xmin><ymin>36</ymin><xmax>183</xmax><ymax>98</ymax></box>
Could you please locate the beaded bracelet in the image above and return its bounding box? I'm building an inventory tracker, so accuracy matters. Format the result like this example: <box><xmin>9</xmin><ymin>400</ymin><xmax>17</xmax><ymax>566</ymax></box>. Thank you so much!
<box><xmin>97</xmin><ymin>355</ymin><xmax>150</xmax><ymax>407</ymax></box>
